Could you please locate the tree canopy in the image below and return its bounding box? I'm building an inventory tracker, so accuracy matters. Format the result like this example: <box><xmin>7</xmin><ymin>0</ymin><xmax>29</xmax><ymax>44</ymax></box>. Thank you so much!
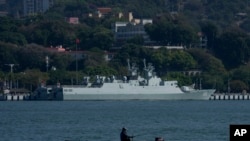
<box><xmin>0</xmin><ymin>0</ymin><xmax>250</xmax><ymax>92</ymax></box>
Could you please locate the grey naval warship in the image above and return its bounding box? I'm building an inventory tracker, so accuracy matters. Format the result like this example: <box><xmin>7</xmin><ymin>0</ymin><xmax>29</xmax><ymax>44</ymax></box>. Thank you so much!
<box><xmin>59</xmin><ymin>59</ymin><xmax>215</xmax><ymax>100</ymax></box>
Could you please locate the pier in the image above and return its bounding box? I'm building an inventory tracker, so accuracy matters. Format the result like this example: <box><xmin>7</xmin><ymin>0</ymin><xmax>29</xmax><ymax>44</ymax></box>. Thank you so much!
<box><xmin>0</xmin><ymin>94</ymin><xmax>27</xmax><ymax>101</ymax></box>
<box><xmin>210</xmin><ymin>94</ymin><xmax>250</xmax><ymax>100</ymax></box>
<box><xmin>6</xmin><ymin>94</ymin><xmax>26</xmax><ymax>101</ymax></box>
<box><xmin>2</xmin><ymin>93</ymin><xmax>250</xmax><ymax>101</ymax></box>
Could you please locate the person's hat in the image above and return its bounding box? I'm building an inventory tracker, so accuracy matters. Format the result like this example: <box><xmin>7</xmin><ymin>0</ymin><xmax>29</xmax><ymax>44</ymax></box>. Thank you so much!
<box><xmin>122</xmin><ymin>127</ymin><xmax>127</xmax><ymax>131</ymax></box>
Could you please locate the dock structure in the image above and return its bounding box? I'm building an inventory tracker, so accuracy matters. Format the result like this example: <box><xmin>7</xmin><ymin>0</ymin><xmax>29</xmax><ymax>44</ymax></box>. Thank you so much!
<box><xmin>6</xmin><ymin>94</ymin><xmax>30</xmax><ymax>101</ymax></box>
<box><xmin>1</xmin><ymin>88</ymin><xmax>31</xmax><ymax>101</ymax></box>
<box><xmin>210</xmin><ymin>94</ymin><xmax>250</xmax><ymax>100</ymax></box>
<box><xmin>3</xmin><ymin>93</ymin><xmax>250</xmax><ymax>101</ymax></box>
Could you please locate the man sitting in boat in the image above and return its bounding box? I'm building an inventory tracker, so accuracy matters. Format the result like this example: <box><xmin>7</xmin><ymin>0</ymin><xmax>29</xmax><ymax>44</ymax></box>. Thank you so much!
<box><xmin>120</xmin><ymin>127</ymin><xmax>134</xmax><ymax>141</ymax></box>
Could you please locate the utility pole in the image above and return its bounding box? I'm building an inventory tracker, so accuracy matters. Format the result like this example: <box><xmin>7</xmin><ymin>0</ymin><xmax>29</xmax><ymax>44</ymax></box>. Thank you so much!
<box><xmin>45</xmin><ymin>56</ymin><xmax>49</xmax><ymax>72</ymax></box>
<box><xmin>5</xmin><ymin>64</ymin><xmax>17</xmax><ymax>73</ymax></box>
<box><xmin>199</xmin><ymin>78</ymin><xmax>202</xmax><ymax>90</ymax></box>
<box><xmin>5</xmin><ymin>64</ymin><xmax>18</xmax><ymax>89</ymax></box>
<box><xmin>75</xmin><ymin>38</ymin><xmax>80</xmax><ymax>84</ymax></box>
<box><xmin>228</xmin><ymin>79</ymin><xmax>231</xmax><ymax>94</ymax></box>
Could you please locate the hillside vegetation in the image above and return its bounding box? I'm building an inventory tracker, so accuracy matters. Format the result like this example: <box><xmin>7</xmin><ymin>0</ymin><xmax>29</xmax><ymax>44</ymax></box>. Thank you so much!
<box><xmin>0</xmin><ymin>0</ymin><xmax>250</xmax><ymax>92</ymax></box>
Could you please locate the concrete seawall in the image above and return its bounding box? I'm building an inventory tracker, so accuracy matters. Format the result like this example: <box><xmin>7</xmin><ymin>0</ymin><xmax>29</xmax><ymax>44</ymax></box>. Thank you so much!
<box><xmin>6</xmin><ymin>94</ymin><xmax>29</xmax><ymax>101</ymax></box>
<box><xmin>210</xmin><ymin>94</ymin><xmax>250</xmax><ymax>100</ymax></box>
<box><xmin>3</xmin><ymin>93</ymin><xmax>250</xmax><ymax>101</ymax></box>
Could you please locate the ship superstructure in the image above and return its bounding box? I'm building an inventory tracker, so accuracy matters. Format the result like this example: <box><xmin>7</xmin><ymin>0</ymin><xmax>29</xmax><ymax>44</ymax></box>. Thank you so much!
<box><xmin>60</xmin><ymin>59</ymin><xmax>215</xmax><ymax>100</ymax></box>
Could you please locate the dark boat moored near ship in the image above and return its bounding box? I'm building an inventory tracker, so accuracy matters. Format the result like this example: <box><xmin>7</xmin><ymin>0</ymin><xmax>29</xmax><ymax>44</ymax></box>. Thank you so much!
<box><xmin>0</xmin><ymin>85</ymin><xmax>63</xmax><ymax>101</ymax></box>
<box><xmin>24</xmin><ymin>84</ymin><xmax>63</xmax><ymax>101</ymax></box>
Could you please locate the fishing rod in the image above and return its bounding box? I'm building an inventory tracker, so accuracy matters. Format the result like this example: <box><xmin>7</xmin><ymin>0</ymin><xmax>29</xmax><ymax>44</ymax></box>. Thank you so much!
<box><xmin>129</xmin><ymin>133</ymin><xmax>165</xmax><ymax>141</ymax></box>
<box><xmin>119</xmin><ymin>127</ymin><xmax>166</xmax><ymax>141</ymax></box>
<box><xmin>132</xmin><ymin>129</ymin><xmax>164</xmax><ymax>137</ymax></box>
<box><xmin>140</xmin><ymin>130</ymin><xmax>168</xmax><ymax>140</ymax></box>
<box><xmin>132</xmin><ymin>133</ymin><xmax>147</xmax><ymax>137</ymax></box>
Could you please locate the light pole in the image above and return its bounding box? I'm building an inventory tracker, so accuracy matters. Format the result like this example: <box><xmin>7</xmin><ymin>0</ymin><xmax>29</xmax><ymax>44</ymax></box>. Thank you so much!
<box><xmin>5</xmin><ymin>64</ymin><xmax>18</xmax><ymax>89</ymax></box>
<box><xmin>228</xmin><ymin>79</ymin><xmax>231</xmax><ymax>94</ymax></box>
<box><xmin>5</xmin><ymin>64</ymin><xmax>16</xmax><ymax>73</ymax></box>
<box><xmin>75</xmin><ymin>38</ymin><xmax>80</xmax><ymax>84</ymax></box>
<box><xmin>45</xmin><ymin>56</ymin><xmax>49</xmax><ymax>72</ymax></box>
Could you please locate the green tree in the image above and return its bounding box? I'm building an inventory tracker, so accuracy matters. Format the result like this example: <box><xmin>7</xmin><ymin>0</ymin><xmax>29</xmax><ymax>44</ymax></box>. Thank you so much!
<box><xmin>164</xmin><ymin>72</ymin><xmax>192</xmax><ymax>87</ymax></box>
<box><xmin>240</xmin><ymin>19</ymin><xmax>250</xmax><ymax>33</ymax></box>
<box><xmin>15</xmin><ymin>45</ymin><xmax>48</xmax><ymax>71</ymax></box>
<box><xmin>50</xmin><ymin>53</ymin><xmax>73</xmax><ymax>71</ymax></box>
<box><xmin>22</xmin><ymin>20</ymin><xmax>76</xmax><ymax>47</ymax></box>
<box><xmin>168</xmin><ymin>50</ymin><xmax>197</xmax><ymax>71</ymax></box>
<box><xmin>0</xmin><ymin>17</ymin><xmax>18</xmax><ymax>32</ymax></box>
<box><xmin>171</xmin><ymin>24</ymin><xmax>198</xmax><ymax>46</ymax></box>
<box><xmin>215</xmin><ymin>30</ymin><xmax>249</xmax><ymax>69</ymax></box>
<box><xmin>188</xmin><ymin>48</ymin><xmax>227</xmax><ymax>74</ymax></box>
<box><xmin>16</xmin><ymin>69</ymin><xmax>49</xmax><ymax>91</ymax></box>
<box><xmin>230</xmin><ymin>80</ymin><xmax>248</xmax><ymax>93</ymax></box>
<box><xmin>48</xmin><ymin>70</ymin><xmax>73</xmax><ymax>85</ymax></box>
<box><xmin>77</xmin><ymin>26</ymin><xmax>92</xmax><ymax>50</ymax></box>
<box><xmin>84</xmin><ymin>65</ymin><xmax>117</xmax><ymax>76</ymax></box>
<box><xmin>145</xmin><ymin>17</ymin><xmax>174</xmax><ymax>44</ymax></box>
<box><xmin>231</xmin><ymin>66</ymin><xmax>250</xmax><ymax>91</ymax></box>
<box><xmin>126</xmin><ymin>35</ymin><xmax>144</xmax><ymax>45</ymax></box>
<box><xmin>91</xmin><ymin>26</ymin><xmax>114</xmax><ymax>50</ymax></box>
<box><xmin>151</xmin><ymin>48</ymin><xmax>169</xmax><ymax>72</ymax></box>
<box><xmin>145</xmin><ymin>14</ymin><xmax>198</xmax><ymax>46</ymax></box>
<box><xmin>0</xmin><ymin>43</ymin><xmax>18</xmax><ymax>70</ymax></box>
<box><xmin>200</xmin><ymin>21</ymin><xmax>218</xmax><ymax>49</ymax></box>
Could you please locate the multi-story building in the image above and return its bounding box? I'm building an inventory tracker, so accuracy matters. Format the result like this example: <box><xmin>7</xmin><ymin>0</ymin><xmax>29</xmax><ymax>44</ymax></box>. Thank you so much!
<box><xmin>0</xmin><ymin>0</ymin><xmax>7</xmax><ymax>16</ymax></box>
<box><xmin>112</xmin><ymin>19</ymin><xmax>153</xmax><ymax>45</ymax></box>
<box><xmin>23</xmin><ymin>0</ymin><xmax>35</xmax><ymax>15</ymax></box>
<box><xmin>23</xmin><ymin>0</ymin><xmax>53</xmax><ymax>16</ymax></box>
<box><xmin>0</xmin><ymin>0</ymin><xmax>6</xmax><ymax>5</ymax></box>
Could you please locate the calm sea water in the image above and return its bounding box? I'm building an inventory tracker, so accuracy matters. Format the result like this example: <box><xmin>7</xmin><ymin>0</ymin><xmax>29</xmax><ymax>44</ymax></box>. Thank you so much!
<box><xmin>0</xmin><ymin>100</ymin><xmax>250</xmax><ymax>141</ymax></box>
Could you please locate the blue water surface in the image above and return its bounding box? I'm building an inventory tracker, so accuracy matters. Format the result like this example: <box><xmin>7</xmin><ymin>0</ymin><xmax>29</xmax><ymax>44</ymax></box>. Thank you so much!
<box><xmin>0</xmin><ymin>100</ymin><xmax>250</xmax><ymax>141</ymax></box>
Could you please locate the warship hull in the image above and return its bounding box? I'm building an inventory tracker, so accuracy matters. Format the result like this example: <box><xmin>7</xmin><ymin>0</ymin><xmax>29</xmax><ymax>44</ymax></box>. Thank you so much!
<box><xmin>62</xmin><ymin>85</ymin><xmax>215</xmax><ymax>100</ymax></box>
<box><xmin>35</xmin><ymin>59</ymin><xmax>216</xmax><ymax>101</ymax></box>
<box><xmin>63</xmin><ymin>92</ymin><xmax>214</xmax><ymax>100</ymax></box>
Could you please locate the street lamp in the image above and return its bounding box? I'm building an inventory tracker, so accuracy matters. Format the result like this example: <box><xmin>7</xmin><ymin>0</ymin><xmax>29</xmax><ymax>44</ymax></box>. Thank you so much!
<box><xmin>5</xmin><ymin>64</ymin><xmax>18</xmax><ymax>89</ymax></box>
<box><xmin>45</xmin><ymin>56</ymin><xmax>49</xmax><ymax>72</ymax></box>
<box><xmin>75</xmin><ymin>38</ymin><xmax>80</xmax><ymax>84</ymax></box>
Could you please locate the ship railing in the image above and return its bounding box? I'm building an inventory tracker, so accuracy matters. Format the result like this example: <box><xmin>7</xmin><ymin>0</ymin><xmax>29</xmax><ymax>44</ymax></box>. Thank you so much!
<box><xmin>61</xmin><ymin>85</ymin><xmax>89</xmax><ymax>88</ymax></box>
